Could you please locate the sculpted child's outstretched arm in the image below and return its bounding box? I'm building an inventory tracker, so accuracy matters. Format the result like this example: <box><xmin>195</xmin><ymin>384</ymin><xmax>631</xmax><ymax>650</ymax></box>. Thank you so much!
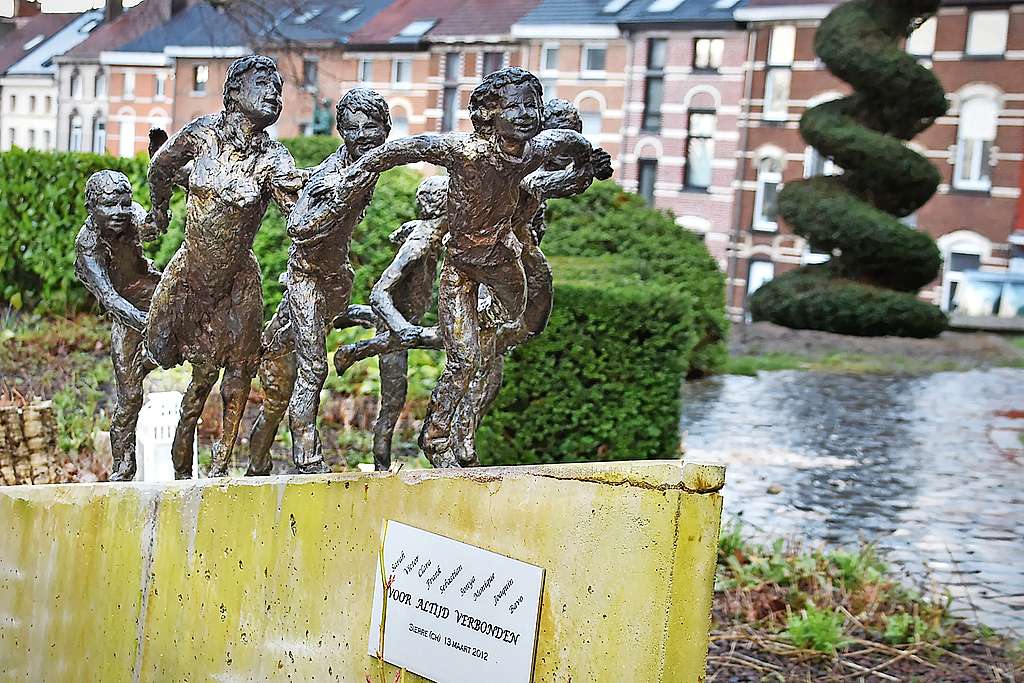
<box><xmin>523</xmin><ymin>146</ymin><xmax>614</xmax><ymax>201</ymax></box>
<box><xmin>370</xmin><ymin>218</ymin><xmax>447</xmax><ymax>343</ymax></box>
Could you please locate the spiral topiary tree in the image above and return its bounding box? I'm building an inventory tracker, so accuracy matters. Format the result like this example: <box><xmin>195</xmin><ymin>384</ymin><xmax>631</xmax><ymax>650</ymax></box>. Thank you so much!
<box><xmin>749</xmin><ymin>0</ymin><xmax>949</xmax><ymax>338</ymax></box>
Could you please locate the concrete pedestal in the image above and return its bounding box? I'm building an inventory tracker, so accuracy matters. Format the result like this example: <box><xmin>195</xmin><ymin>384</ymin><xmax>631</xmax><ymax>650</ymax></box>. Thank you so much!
<box><xmin>0</xmin><ymin>460</ymin><xmax>725</xmax><ymax>682</ymax></box>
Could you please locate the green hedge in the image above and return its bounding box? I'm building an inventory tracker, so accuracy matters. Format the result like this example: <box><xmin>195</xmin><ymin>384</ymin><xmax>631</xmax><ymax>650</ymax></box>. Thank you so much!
<box><xmin>477</xmin><ymin>256</ymin><xmax>697</xmax><ymax>465</ymax></box>
<box><xmin>543</xmin><ymin>180</ymin><xmax>728</xmax><ymax>376</ymax></box>
<box><xmin>0</xmin><ymin>138</ymin><xmax>420</xmax><ymax>315</ymax></box>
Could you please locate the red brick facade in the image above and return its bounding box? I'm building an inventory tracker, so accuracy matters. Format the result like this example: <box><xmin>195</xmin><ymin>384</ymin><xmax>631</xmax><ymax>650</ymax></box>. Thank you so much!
<box><xmin>730</xmin><ymin>4</ymin><xmax>1024</xmax><ymax>316</ymax></box>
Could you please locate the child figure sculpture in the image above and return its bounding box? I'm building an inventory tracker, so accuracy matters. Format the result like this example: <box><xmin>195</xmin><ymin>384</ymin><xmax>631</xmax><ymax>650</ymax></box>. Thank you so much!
<box><xmin>74</xmin><ymin>170</ymin><xmax>161</xmax><ymax>481</ymax></box>
<box><xmin>333</xmin><ymin>176</ymin><xmax>448</xmax><ymax>470</ymax></box>
<box><xmin>247</xmin><ymin>88</ymin><xmax>392</xmax><ymax>475</ymax></box>
<box><xmin>326</xmin><ymin>68</ymin><xmax>599</xmax><ymax>467</ymax></box>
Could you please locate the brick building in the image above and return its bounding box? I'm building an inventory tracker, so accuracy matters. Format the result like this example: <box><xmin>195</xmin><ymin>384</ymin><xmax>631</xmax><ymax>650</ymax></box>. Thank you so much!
<box><xmin>616</xmin><ymin>0</ymin><xmax>748</xmax><ymax>268</ymax></box>
<box><xmin>0</xmin><ymin>9</ymin><xmax>100</xmax><ymax>152</ymax></box>
<box><xmin>512</xmin><ymin>0</ymin><xmax>631</xmax><ymax>168</ymax></box>
<box><xmin>55</xmin><ymin>0</ymin><xmax>186</xmax><ymax>156</ymax></box>
<box><xmin>107</xmin><ymin>0</ymin><xmax>394</xmax><ymax>142</ymax></box>
<box><xmin>730</xmin><ymin>0</ymin><xmax>1024</xmax><ymax>317</ymax></box>
<box><xmin>345</xmin><ymin>0</ymin><xmax>540</xmax><ymax>139</ymax></box>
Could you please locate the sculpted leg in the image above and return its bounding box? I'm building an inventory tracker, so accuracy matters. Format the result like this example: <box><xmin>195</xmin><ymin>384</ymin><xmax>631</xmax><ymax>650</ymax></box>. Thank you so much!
<box><xmin>108</xmin><ymin>321</ymin><xmax>152</xmax><ymax>481</ymax></box>
<box><xmin>172</xmin><ymin>364</ymin><xmax>218</xmax><ymax>479</ymax></box>
<box><xmin>209</xmin><ymin>361</ymin><xmax>256</xmax><ymax>477</ymax></box>
<box><xmin>373</xmin><ymin>350</ymin><xmax>408</xmax><ymax>471</ymax></box>
<box><xmin>445</xmin><ymin>259</ymin><xmax>527</xmax><ymax>465</ymax></box>
<box><xmin>247</xmin><ymin>300</ymin><xmax>297</xmax><ymax>476</ymax></box>
<box><xmin>419</xmin><ymin>264</ymin><xmax>480</xmax><ymax>467</ymax></box>
<box><xmin>287</xmin><ymin>274</ymin><xmax>330</xmax><ymax>473</ymax></box>
<box><xmin>246</xmin><ymin>350</ymin><xmax>296</xmax><ymax>476</ymax></box>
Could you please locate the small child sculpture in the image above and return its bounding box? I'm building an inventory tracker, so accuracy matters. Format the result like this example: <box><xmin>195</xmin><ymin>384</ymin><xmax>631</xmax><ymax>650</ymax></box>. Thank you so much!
<box><xmin>74</xmin><ymin>170</ymin><xmax>161</xmax><ymax>481</ymax></box>
<box><xmin>333</xmin><ymin>175</ymin><xmax>449</xmax><ymax>470</ymax></box>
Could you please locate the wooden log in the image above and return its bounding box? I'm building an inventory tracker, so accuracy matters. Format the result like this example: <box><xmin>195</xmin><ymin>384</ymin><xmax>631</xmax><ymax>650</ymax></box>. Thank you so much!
<box><xmin>22</xmin><ymin>401</ymin><xmax>58</xmax><ymax>484</ymax></box>
<box><xmin>0</xmin><ymin>407</ymin><xmax>15</xmax><ymax>486</ymax></box>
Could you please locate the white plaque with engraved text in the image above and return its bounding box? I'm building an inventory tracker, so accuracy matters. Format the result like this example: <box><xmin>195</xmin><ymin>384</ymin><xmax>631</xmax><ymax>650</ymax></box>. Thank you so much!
<box><xmin>368</xmin><ymin>521</ymin><xmax>545</xmax><ymax>683</ymax></box>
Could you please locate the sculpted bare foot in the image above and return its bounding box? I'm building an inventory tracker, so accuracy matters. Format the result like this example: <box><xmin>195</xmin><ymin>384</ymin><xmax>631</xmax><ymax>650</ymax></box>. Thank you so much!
<box><xmin>295</xmin><ymin>460</ymin><xmax>330</xmax><ymax>475</ymax></box>
<box><xmin>207</xmin><ymin>443</ymin><xmax>230</xmax><ymax>477</ymax></box>
<box><xmin>108</xmin><ymin>458</ymin><xmax>137</xmax><ymax>482</ymax></box>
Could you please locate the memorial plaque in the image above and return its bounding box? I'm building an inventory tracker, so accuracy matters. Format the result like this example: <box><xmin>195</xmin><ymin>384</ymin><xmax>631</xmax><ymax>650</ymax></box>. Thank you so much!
<box><xmin>368</xmin><ymin>521</ymin><xmax>545</xmax><ymax>683</ymax></box>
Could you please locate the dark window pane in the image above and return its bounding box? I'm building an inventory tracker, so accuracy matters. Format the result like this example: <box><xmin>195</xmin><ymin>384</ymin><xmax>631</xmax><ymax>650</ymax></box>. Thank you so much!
<box><xmin>638</xmin><ymin>159</ymin><xmax>657</xmax><ymax>205</ymax></box>
<box><xmin>442</xmin><ymin>86</ymin><xmax>458</xmax><ymax>132</ymax></box>
<box><xmin>483</xmin><ymin>52</ymin><xmax>503</xmax><ymax>75</ymax></box>
<box><xmin>445</xmin><ymin>52</ymin><xmax>460</xmax><ymax>82</ymax></box>
<box><xmin>642</xmin><ymin>76</ymin><xmax>664</xmax><ymax>131</ymax></box>
<box><xmin>949</xmin><ymin>252</ymin><xmax>981</xmax><ymax>273</ymax></box>
<box><xmin>648</xmin><ymin>38</ymin><xmax>667</xmax><ymax>70</ymax></box>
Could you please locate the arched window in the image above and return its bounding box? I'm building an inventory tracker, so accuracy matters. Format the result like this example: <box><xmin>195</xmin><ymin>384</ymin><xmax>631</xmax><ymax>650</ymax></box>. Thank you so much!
<box><xmin>92</xmin><ymin>116</ymin><xmax>106</xmax><ymax>154</ymax></box>
<box><xmin>118</xmin><ymin>116</ymin><xmax>135</xmax><ymax>158</ymax></box>
<box><xmin>684</xmin><ymin>109</ymin><xmax>716</xmax><ymax>190</ymax></box>
<box><xmin>94</xmin><ymin>69</ymin><xmax>106</xmax><ymax>98</ymax></box>
<box><xmin>70</xmin><ymin>70</ymin><xmax>83</xmax><ymax>99</ymax></box>
<box><xmin>69</xmin><ymin>113</ymin><xmax>83</xmax><ymax>151</ymax></box>
<box><xmin>753</xmin><ymin>156</ymin><xmax>783</xmax><ymax>231</ymax></box>
<box><xmin>390</xmin><ymin>106</ymin><xmax>410</xmax><ymax>139</ymax></box>
<box><xmin>577</xmin><ymin>96</ymin><xmax>602</xmax><ymax>139</ymax></box>
<box><xmin>939</xmin><ymin>231</ymin><xmax>989</xmax><ymax>312</ymax></box>
<box><xmin>747</xmin><ymin>259</ymin><xmax>774</xmax><ymax>297</ymax></box>
<box><xmin>955</xmin><ymin>95</ymin><xmax>998</xmax><ymax>192</ymax></box>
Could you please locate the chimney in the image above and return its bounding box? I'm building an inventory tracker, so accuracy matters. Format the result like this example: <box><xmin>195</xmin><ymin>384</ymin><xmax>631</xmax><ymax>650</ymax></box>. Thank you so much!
<box><xmin>14</xmin><ymin>0</ymin><xmax>41</xmax><ymax>17</ymax></box>
<box><xmin>104</xmin><ymin>0</ymin><xmax>122</xmax><ymax>22</ymax></box>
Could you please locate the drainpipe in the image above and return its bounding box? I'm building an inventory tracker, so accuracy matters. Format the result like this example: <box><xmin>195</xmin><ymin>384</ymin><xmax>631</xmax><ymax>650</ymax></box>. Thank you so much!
<box><xmin>726</xmin><ymin>25</ymin><xmax>757</xmax><ymax>338</ymax></box>
<box><xmin>619</xmin><ymin>26</ymin><xmax>636</xmax><ymax>186</ymax></box>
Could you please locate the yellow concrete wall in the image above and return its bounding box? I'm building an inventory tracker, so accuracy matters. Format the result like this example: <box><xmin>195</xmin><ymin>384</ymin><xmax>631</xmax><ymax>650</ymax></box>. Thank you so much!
<box><xmin>0</xmin><ymin>460</ymin><xmax>725</xmax><ymax>683</ymax></box>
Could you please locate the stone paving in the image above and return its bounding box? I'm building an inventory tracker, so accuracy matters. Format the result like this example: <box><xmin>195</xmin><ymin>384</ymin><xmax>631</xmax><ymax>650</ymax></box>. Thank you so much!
<box><xmin>683</xmin><ymin>367</ymin><xmax>1024</xmax><ymax>635</ymax></box>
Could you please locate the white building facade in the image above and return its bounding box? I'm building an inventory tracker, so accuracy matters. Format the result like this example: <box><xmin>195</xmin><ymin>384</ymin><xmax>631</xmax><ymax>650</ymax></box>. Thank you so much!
<box><xmin>0</xmin><ymin>10</ymin><xmax>102</xmax><ymax>152</ymax></box>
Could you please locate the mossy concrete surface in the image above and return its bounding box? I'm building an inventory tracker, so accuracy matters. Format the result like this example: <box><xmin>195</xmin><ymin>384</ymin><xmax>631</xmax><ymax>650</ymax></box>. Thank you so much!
<box><xmin>0</xmin><ymin>460</ymin><xmax>725</xmax><ymax>682</ymax></box>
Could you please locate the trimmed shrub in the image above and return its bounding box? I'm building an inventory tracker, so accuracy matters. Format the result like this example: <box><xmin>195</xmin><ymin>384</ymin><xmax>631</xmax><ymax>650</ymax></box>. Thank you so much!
<box><xmin>0</xmin><ymin>138</ymin><xmax>420</xmax><ymax>315</ymax></box>
<box><xmin>751</xmin><ymin>0</ymin><xmax>949</xmax><ymax>337</ymax></box>
<box><xmin>477</xmin><ymin>256</ymin><xmax>698</xmax><ymax>465</ymax></box>
<box><xmin>543</xmin><ymin>180</ymin><xmax>728</xmax><ymax>375</ymax></box>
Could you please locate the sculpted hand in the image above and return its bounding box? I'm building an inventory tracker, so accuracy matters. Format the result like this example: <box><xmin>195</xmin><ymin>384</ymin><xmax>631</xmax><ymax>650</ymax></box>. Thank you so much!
<box><xmin>396</xmin><ymin>325</ymin><xmax>423</xmax><ymax>346</ymax></box>
<box><xmin>122</xmin><ymin>307</ymin><xmax>148</xmax><ymax>333</ymax></box>
<box><xmin>141</xmin><ymin>209</ymin><xmax>168</xmax><ymax>241</ymax></box>
<box><xmin>591</xmin><ymin>148</ymin><xmax>613</xmax><ymax>180</ymax></box>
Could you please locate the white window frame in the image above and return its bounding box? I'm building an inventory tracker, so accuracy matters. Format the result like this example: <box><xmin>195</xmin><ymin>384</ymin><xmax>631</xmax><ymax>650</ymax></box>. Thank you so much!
<box><xmin>71</xmin><ymin>71</ymin><xmax>83</xmax><ymax>100</ymax></box>
<box><xmin>123</xmin><ymin>70</ymin><xmax>135</xmax><ymax>100</ymax></box>
<box><xmin>69</xmin><ymin>115</ymin><xmax>83</xmax><ymax>152</ymax></box>
<box><xmin>684</xmin><ymin>110</ymin><xmax>716</xmax><ymax>190</ymax></box>
<box><xmin>118</xmin><ymin>117</ymin><xmax>135</xmax><ymax>158</ymax></box>
<box><xmin>906</xmin><ymin>16</ymin><xmax>937</xmax><ymax>57</ymax></box>
<box><xmin>358</xmin><ymin>58</ymin><xmax>373</xmax><ymax>83</ymax></box>
<box><xmin>966</xmin><ymin>10</ymin><xmax>1009</xmax><ymax>57</ymax></box>
<box><xmin>693</xmin><ymin>37</ymin><xmax>725</xmax><ymax>71</ymax></box>
<box><xmin>803</xmin><ymin>146</ymin><xmax>838</xmax><ymax>178</ymax></box>
<box><xmin>954</xmin><ymin>95</ymin><xmax>998</xmax><ymax>192</ymax></box>
<box><xmin>92</xmin><ymin>117</ymin><xmax>106</xmax><ymax>154</ymax></box>
<box><xmin>155</xmin><ymin>73</ymin><xmax>166</xmax><ymax>99</ymax></box>
<box><xmin>753</xmin><ymin>158</ymin><xmax>783</xmax><ymax>232</ymax></box>
<box><xmin>392</xmin><ymin>58</ymin><xmax>412</xmax><ymax>89</ymax></box>
<box><xmin>580</xmin><ymin>43</ymin><xmax>608</xmax><ymax>79</ymax></box>
<box><xmin>94</xmin><ymin>70</ymin><xmax>107</xmax><ymax>98</ymax></box>
<box><xmin>390</xmin><ymin>111</ymin><xmax>410</xmax><ymax>139</ymax></box>
<box><xmin>192</xmin><ymin>63</ymin><xmax>208</xmax><ymax>95</ymax></box>
<box><xmin>763</xmin><ymin>67</ymin><xmax>791</xmax><ymax>122</ymax></box>
<box><xmin>746</xmin><ymin>260</ymin><xmax>775</xmax><ymax>296</ymax></box>
<box><xmin>541</xmin><ymin>42</ymin><xmax>560</xmax><ymax>74</ymax></box>
<box><xmin>767</xmin><ymin>25</ymin><xmax>796</xmax><ymax>66</ymax></box>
